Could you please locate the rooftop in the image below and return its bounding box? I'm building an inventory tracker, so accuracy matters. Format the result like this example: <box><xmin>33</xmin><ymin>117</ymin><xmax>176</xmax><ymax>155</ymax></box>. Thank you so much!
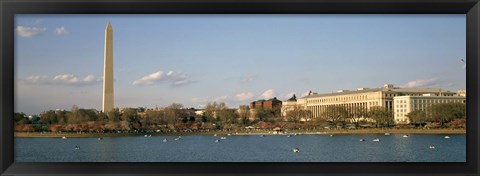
<box><xmin>302</xmin><ymin>86</ymin><xmax>452</xmax><ymax>99</ymax></box>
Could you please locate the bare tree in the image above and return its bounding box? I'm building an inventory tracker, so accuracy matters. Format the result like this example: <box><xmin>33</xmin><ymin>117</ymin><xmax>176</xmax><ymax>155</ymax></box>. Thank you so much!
<box><xmin>321</xmin><ymin>105</ymin><xmax>349</xmax><ymax>128</ymax></box>
<box><xmin>164</xmin><ymin>103</ymin><xmax>184</xmax><ymax>128</ymax></box>
<box><xmin>286</xmin><ymin>105</ymin><xmax>312</xmax><ymax>123</ymax></box>
<box><xmin>238</xmin><ymin>105</ymin><xmax>250</xmax><ymax>125</ymax></box>
<box><xmin>350</xmin><ymin>106</ymin><xmax>367</xmax><ymax>127</ymax></box>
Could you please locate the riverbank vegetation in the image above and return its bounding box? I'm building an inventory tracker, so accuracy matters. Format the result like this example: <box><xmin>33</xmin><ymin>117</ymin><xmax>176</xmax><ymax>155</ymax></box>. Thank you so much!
<box><xmin>14</xmin><ymin>102</ymin><xmax>466</xmax><ymax>135</ymax></box>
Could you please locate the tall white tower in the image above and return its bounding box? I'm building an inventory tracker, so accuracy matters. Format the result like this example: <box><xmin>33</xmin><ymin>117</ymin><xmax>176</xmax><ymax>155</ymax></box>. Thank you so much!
<box><xmin>102</xmin><ymin>22</ymin><xmax>114</xmax><ymax>113</ymax></box>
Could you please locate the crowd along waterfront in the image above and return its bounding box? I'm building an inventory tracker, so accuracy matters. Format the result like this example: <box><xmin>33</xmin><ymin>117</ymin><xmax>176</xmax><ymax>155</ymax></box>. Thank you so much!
<box><xmin>15</xmin><ymin>133</ymin><xmax>465</xmax><ymax>162</ymax></box>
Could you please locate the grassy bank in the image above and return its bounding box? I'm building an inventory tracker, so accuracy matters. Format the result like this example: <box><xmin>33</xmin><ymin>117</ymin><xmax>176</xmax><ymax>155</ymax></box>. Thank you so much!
<box><xmin>14</xmin><ymin>128</ymin><xmax>465</xmax><ymax>138</ymax></box>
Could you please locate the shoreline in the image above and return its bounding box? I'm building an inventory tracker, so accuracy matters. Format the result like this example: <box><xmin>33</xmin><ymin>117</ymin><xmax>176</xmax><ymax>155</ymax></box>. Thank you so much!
<box><xmin>14</xmin><ymin>129</ymin><xmax>466</xmax><ymax>138</ymax></box>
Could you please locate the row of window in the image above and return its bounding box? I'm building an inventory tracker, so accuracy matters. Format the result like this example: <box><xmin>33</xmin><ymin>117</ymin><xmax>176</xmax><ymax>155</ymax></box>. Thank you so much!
<box><xmin>396</xmin><ymin>99</ymin><xmax>465</xmax><ymax>104</ymax></box>
<box><xmin>384</xmin><ymin>94</ymin><xmax>398</xmax><ymax>97</ymax></box>
<box><xmin>307</xmin><ymin>95</ymin><xmax>369</xmax><ymax>103</ymax></box>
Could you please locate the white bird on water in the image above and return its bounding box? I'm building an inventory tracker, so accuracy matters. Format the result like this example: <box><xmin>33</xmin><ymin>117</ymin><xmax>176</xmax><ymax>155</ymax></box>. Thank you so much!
<box><xmin>293</xmin><ymin>148</ymin><xmax>300</xmax><ymax>153</ymax></box>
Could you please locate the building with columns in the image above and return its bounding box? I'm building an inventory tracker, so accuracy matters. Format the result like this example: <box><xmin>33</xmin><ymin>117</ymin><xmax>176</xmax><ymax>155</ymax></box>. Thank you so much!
<box><xmin>282</xmin><ymin>84</ymin><xmax>460</xmax><ymax>124</ymax></box>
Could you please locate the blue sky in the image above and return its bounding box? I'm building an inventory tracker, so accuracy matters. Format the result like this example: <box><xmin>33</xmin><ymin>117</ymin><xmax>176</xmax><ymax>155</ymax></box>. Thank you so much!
<box><xmin>14</xmin><ymin>14</ymin><xmax>466</xmax><ymax>115</ymax></box>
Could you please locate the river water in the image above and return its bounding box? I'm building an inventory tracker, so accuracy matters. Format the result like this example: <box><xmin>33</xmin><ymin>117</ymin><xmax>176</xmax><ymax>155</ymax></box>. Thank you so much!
<box><xmin>15</xmin><ymin>134</ymin><xmax>465</xmax><ymax>162</ymax></box>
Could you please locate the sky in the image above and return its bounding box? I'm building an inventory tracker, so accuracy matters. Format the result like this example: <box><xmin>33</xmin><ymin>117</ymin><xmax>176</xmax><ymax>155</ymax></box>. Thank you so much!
<box><xmin>14</xmin><ymin>14</ymin><xmax>466</xmax><ymax>115</ymax></box>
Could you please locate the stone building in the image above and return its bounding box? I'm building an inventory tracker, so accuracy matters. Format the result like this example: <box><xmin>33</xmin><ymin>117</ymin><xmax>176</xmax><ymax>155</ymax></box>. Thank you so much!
<box><xmin>393</xmin><ymin>94</ymin><xmax>466</xmax><ymax>124</ymax></box>
<box><xmin>282</xmin><ymin>84</ymin><xmax>461</xmax><ymax>124</ymax></box>
<box><xmin>281</xmin><ymin>94</ymin><xmax>298</xmax><ymax>117</ymax></box>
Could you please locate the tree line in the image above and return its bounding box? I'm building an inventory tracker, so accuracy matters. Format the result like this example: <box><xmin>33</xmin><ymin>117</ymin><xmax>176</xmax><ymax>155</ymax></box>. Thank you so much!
<box><xmin>14</xmin><ymin>102</ymin><xmax>466</xmax><ymax>133</ymax></box>
<box><xmin>283</xmin><ymin>102</ymin><xmax>466</xmax><ymax>129</ymax></box>
<box><xmin>406</xmin><ymin>102</ymin><xmax>466</xmax><ymax>128</ymax></box>
<box><xmin>15</xmin><ymin>102</ymin><xmax>264</xmax><ymax>133</ymax></box>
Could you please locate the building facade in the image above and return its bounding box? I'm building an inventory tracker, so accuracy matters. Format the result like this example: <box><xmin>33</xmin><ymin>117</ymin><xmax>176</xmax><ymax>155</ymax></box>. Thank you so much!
<box><xmin>393</xmin><ymin>94</ymin><xmax>466</xmax><ymax>124</ymax></box>
<box><xmin>250</xmin><ymin>97</ymin><xmax>282</xmax><ymax>109</ymax></box>
<box><xmin>282</xmin><ymin>84</ymin><xmax>460</xmax><ymax>124</ymax></box>
<box><xmin>281</xmin><ymin>94</ymin><xmax>298</xmax><ymax>117</ymax></box>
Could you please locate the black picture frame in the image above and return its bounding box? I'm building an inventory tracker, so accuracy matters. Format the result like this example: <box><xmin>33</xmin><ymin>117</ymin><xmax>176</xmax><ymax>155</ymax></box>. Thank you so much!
<box><xmin>1</xmin><ymin>0</ymin><xmax>479</xmax><ymax>175</ymax></box>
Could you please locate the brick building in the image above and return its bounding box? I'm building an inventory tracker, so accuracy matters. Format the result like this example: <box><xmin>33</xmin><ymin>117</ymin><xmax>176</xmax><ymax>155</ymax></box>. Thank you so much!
<box><xmin>250</xmin><ymin>97</ymin><xmax>282</xmax><ymax>109</ymax></box>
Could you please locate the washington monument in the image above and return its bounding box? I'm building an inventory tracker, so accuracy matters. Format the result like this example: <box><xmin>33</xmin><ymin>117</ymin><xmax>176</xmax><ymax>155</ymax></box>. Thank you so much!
<box><xmin>102</xmin><ymin>22</ymin><xmax>114</xmax><ymax>113</ymax></box>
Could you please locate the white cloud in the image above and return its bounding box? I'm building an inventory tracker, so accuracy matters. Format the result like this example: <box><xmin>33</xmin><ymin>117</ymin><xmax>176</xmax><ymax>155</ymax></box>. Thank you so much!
<box><xmin>25</xmin><ymin>75</ymin><xmax>49</xmax><ymax>83</ymax></box>
<box><xmin>16</xmin><ymin>26</ymin><xmax>47</xmax><ymax>38</ymax></box>
<box><xmin>285</xmin><ymin>92</ymin><xmax>296</xmax><ymax>99</ymax></box>
<box><xmin>235</xmin><ymin>92</ymin><xmax>255</xmax><ymax>101</ymax></box>
<box><xmin>132</xmin><ymin>70</ymin><xmax>193</xmax><ymax>87</ymax></box>
<box><xmin>22</xmin><ymin>74</ymin><xmax>102</xmax><ymax>86</ymax></box>
<box><xmin>55</xmin><ymin>26</ymin><xmax>70</xmax><ymax>35</ymax></box>
<box><xmin>259</xmin><ymin>89</ymin><xmax>277</xmax><ymax>99</ymax></box>
<box><xmin>402</xmin><ymin>78</ymin><xmax>440</xmax><ymax>88</ymax></box>
<box><xmin>214</xmin><ymin>96</ymin><xmax>228</xmax><ymax>102</ymax></box>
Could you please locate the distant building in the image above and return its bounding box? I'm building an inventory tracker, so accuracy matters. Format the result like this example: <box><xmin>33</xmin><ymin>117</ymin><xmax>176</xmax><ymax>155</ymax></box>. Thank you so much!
<box><xmin>393</xmin><ymin>94</ymin><xmax>466</xmax><ymax>124</ymax></box>
<box><xmin>284</xmin><ymin>84</ymin><xmax>459</xmax><ymax>124</ymax></box>
<box><xmin>250</xmin><ymin>97</ymin><xmax>282</xmax><ymax>109</ymax></box>
<box><xmin>248</xmin><ymin>97</ymin><xmax>283</xmax><ymax>120</ymax></box>
<box><xmin>281</xmin><ymin>94</ymin><xmax>298</xmax><ymax>117</ymax></box>
<box><xmin>457</xmin><ymin>89</ymin><xmax>466</xmax><ymax>97</ymax></box>
<box><xmin>194</xmin><ymin>109</ymin><xmax>205</xmax><ymax>116</ymax></box>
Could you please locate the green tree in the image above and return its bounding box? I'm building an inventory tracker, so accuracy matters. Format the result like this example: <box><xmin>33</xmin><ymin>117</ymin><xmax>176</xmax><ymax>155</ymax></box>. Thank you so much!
<box><xmin>97</xmin><ymin>112</ymin><xmax>109</xmax><ymax>122</ymax></box>
<box><xmin>406</xmin><ymin>110</ymin><xmax>429</xmax><ymax>126</ymax></box>
<box><xmin>121</xmin><ymin>108</ymin><xmax>139</xmax><ymax>123</ymax></box>
<box><xmin>56</xmin><ymin>110</ymin><xmax>68</xmax><ymax>125</ymax></box>
<box><xmin>121</xmin><ymin>108</ymin><xmax>140</xmax><ymax>129</ymax></box>
<box><xmin>367</xmin><ymin>106</ymin><xmax>393</xmax><ymax>127</ymax></box>
<box><xmin>431</xmin><ymin>102</ymin><xmax>466</xmax><ymax>126</ymax></box>
<box><xmin>140</xmin><ymin>113</ymin><xmax>153</xmax><ymax>129</ymax></box>
<box><xmin>40</xmin><ymin>110</ymin><xmax>59</xmax><ymax>125</ymax></box>
<box><xmin>107</xmin><ymin>108</ymin><xmax>121</xmax><ymax>122</ymax></box>
<box><xmin>14</xmin><ymin>112</ymin><xmax>30</xmax><ymax>124</ymax></box>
